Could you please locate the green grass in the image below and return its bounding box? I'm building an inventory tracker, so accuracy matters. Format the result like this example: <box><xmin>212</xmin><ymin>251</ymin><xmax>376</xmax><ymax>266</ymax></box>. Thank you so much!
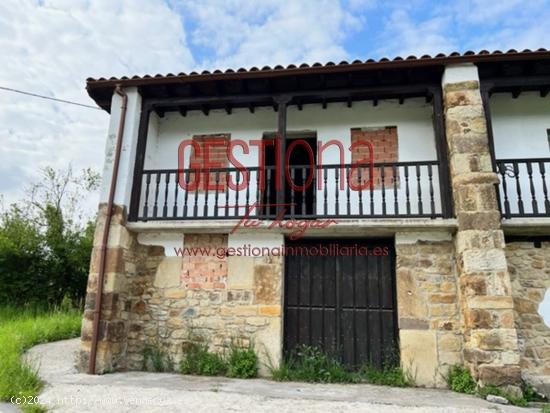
<box><xmin>178</xmin><ymin>339</ymin><xmax>259</xmax><ymax>379</ymax></box>
<box><xmin>447</xmin><ymin>364</ymin><xmax>549</xmax><ymax>407</ymax></box>
<box><xmin>542</xmin><ymin>404</ymin><xmax>550</xmax><ymax>413</ymax></box>
<box><xmin>0</xmin><ymin>305</ymin><xmax>82</xmax><ymax>412</ymax></box>
<box><xmin>270</xmin><ymin>345</ymin><xmax>413</xmax><ymax>386</ymax></box>
<box><xmin>478</xmin><ymin>384</ymin><xmax>528</xmax><ymax>407</ymax></box>
<box><xmin>447</xmin><ymin>365</ymin><xmax>477</xmax><ymax>394</ymax></box>
<box><xmin>179</xmin><ymin>342</ymin><xmax>228</xmax><ymax>376</ymax></box>
<box><xmin>143</xmin><ymin>343</ymin><xmax>173</xmax><ymax>372</ymax></box>
<box><xmin>226</xmin><ymin>342</ymin><xmax>258</xmax><ymax>379</ymax></box>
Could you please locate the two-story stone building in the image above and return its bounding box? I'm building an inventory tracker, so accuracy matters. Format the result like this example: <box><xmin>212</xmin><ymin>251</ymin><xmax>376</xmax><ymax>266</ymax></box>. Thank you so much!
<box><xmin>79</xmin><ymin>49</ymin><xmax>550</xmax><ymax>396</ymax></box>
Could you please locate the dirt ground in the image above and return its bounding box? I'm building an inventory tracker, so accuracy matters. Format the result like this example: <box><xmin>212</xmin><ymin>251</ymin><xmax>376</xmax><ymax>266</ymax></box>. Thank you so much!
<box><xmin>5</xmin><ymin>339</ymin><xmax>539</xmax><ymax>413</ymax></box>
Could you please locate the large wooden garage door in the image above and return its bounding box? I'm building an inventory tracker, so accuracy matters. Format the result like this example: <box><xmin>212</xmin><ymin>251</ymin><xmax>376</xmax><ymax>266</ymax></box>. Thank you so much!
<box><xmin>284</xmin><ymin>238</ymin><xmax>398</xmax><ymax>369</ymax></box>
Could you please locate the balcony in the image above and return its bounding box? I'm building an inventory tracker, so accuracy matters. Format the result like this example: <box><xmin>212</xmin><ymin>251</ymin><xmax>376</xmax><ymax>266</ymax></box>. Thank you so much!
<box><xmin>134</xmin><ymin>160</ymin><xmax>445</xmax><ymax>221</ymax></box>
<box><xmin>496</xmin><ymin>157</ymin><xmax>550</xmax><ymax>218</ymax></box>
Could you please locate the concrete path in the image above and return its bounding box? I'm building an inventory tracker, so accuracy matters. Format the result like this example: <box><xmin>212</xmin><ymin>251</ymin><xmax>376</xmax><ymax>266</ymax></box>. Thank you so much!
<box><xmin>13</xmin><ymin>339</ymin><xmax>539</xmax><ymax>413</ymax></box>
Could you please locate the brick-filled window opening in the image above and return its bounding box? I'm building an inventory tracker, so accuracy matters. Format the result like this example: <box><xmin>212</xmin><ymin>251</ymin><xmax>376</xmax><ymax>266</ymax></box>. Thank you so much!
<box><xmin>350</xmin><ymin>126</ymin><xmax>399</xmax><ymax>189</ymax></box>
<box><xmin>182</xmin><ymin>234</ymin><xmax>228</xmax><ymax>289</ymax></box>
<box><xmin>188</xmin><ymin>134</ymin><xmax>230</xmax><ymax>191</ymax></box>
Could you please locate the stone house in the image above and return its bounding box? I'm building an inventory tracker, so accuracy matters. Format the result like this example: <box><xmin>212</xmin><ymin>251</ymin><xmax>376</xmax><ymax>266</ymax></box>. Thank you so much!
<box><xmin>80</xmin><ymin>49</ymin><xmax>550</xmax><ymax>395</ymax></box>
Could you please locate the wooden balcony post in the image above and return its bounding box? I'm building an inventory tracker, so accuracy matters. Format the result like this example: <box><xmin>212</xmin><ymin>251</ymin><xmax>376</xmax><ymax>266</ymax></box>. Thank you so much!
<box><xmin>128</xmin><ymin>103</ymin><xmax>152</xmax><ymax>221</ymax></box>
<box><xmin>431</xmin><ymin>86</ymin><xmax>453</xmax><ymax>218</ymax></box>
<box><xmin>274</xmin><ymin>95</ymin><xmax>291</xmax><ymax>210</ymax></box>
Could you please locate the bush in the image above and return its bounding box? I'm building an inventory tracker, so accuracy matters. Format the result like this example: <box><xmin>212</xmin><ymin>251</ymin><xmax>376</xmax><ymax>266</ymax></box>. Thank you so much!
<box><xmin>447</xmin><ymin>365</ymin><xmax>476</xmax><ymax>394</ymax></box>
<box><xmin>0</xmin><ymin>166</ymin><xmax>99</xmax><ymax>308</ymax></box>
<box><xmin>143</xmin><ymin>344</ymin><xmax>173</xmax><ymax>372</ymax></box>
<box><xmin>279</xmin><ymin>346</ymin><xmax>352</xmax><ymax>383</ymax></box>
<box><xmin>179</xmin><ymin>342</ymin><xmax>227</xmax><ymax>376</ymax></box>
<box><xmin>227</xmin><ymin>342</ymin><xmax>258</xmax><ymax>379</ymax></box>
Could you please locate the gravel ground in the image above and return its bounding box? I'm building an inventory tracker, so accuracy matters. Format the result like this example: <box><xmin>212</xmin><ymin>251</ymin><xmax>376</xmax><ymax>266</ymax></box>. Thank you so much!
<box><xmin>6</xmin><ymin>339</ymin><xmax>539</xmax><ymax>413</ymax></box>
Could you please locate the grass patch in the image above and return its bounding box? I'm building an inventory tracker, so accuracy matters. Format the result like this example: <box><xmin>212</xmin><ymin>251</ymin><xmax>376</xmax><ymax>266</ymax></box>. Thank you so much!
<box><xmin>227</xmin><ymin>342</ymin><xmax>258</xmax><ymax>379</ymax></box>
<box><xmin>447</xmin><ymin>365</ymin><xmax>476</xmax><ymax>394</ymax></box>
<box><xmin>0</xmin><ymin>305</ymin><xmax>81</xmax><ymax>412</ymax></box>
<box><xmin>478</xmin><ymin>384</ymin><xmax>528</xmax><ymax>407</ymax></box>
<box><xmin>178</xmin><ymin>336</ymin><xmax>259</xmax><ymax>379</ymax></box>
<box><xmin>142</xmin><ymin>343</ymin><xmax>173</xmax><ymax>372</ymax></box>
<box><xmin>271</xmin><ymin>346</ymin><xmax>353</xmax><ymax>383</ymax></box>
<box><xmin>447</xmin><ymin>364</ymin><xmax>549</xmax><ymax>407</ymax></box>
<box><xmin>542</xmin><ymin>404</ymin><xmax>550</xmax><ymax>413</ymax></box>
<box><xmin>179</xmin><ymin>342</ymin><xmax>227</xmax><ymax>376</ymax></box>
<box><xmin>358</xmin><ymin>363</ymin><xmax>413</xmax><ymax>387</ymax></box>
<box><xmin>270</xmin><ymin>345</ymin><xmax>413</xmax><ymax>386</ymax></box>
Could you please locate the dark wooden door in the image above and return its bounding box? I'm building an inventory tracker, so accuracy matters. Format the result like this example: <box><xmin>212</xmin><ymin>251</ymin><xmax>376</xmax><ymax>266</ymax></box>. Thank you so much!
<box><xmin>284</xmin><ymin>238</ymin><xmax>398</xmax><ymax>369</ymax></box>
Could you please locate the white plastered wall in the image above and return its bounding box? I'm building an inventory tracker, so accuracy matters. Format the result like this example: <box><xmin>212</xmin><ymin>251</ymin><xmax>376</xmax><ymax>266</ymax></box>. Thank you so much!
<box><xmin>99</xmin><ymin>87</ymin><xmax>142</xmax><ymax>208</ymax></box>
<box><xmin>139</xmin><ymin>98</ymin><xmax>441</xmax><ymax>218</ymax></box>
<box><xmin>491</xmin><ymin>92</ymin><xmax>550</xmax><ymax>215</ymax></box>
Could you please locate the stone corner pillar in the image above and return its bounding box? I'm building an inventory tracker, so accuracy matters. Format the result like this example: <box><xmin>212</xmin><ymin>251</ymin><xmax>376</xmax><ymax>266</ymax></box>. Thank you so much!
<box><xmin>79</xmin><ymin>86</ymin><xmax>144</xmax><ymax>374</ymax></box>
<box><xmin>78</xmin><ymin>203</ymin><xmax>136</xmax><ymax>374</ymax></box>
<box><xmin>442</xmin><ymin>64</ymin><xmax>522</xmax><ymax>388</ymax></box>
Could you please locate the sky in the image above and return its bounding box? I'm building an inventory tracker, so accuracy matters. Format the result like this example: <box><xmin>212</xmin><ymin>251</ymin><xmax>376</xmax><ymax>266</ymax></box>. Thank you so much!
<box><xmin>1</xmin><ymin>0</ymin><xmax>550</xmax><ymax>213</ymax></box>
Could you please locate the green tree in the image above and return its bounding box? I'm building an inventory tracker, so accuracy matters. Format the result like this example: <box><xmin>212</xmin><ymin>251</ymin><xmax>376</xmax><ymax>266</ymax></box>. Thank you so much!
<box><xmin>0</xmin><ymin>166</ymin><xmax>99</xmax><ymax>307</ymax></box>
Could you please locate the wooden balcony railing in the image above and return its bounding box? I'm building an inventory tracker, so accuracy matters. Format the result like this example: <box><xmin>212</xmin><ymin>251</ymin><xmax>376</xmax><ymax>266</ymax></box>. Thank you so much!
<box><xmin>496</xmin><ymin>158</ymin><xmax>550</xmax><ymax>218</ymax></box>
<box><xmin>134</xmin><ymin>161</ymin><xmax>444</xmax><ymax>221</ymax></box>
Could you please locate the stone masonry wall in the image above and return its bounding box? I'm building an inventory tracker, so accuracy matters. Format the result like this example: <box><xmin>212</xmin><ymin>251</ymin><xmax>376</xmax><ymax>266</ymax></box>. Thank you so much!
<box><xmin>126</xmin><ymin>234</ymin><xmax>283</xmax><ymax>375</ymax></box>
<box><xmin>506</xmin><ymin>241</ymin><xmax>550</xmax><ymax>395</ymax></box>
<box><xmin>443</xmin><ymin>75</ymin><xmax>522</xmax><ymax>388</ymax></box>
<box><xmin>80</xmin><ymin>219</ymin><xmax>283</xmax><ymax>375</ymax></box>
<box><xmin>396</xmin><ymin>232</ymin><xmax>462</xmax><ymax>387</ymax></box>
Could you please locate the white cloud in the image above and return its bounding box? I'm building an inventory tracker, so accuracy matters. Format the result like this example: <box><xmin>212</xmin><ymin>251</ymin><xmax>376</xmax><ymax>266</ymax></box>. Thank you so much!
<box><xmin>1</xmin><ymin>0</ymin><xmax>547</xmax><ymax>219</ymax></box>
<box><xmin>374</xmin><ymin>9</ymin><xmax>456</xmax><ymax>58</ymax></box>
<box><xmin>0</xmin><ymin>0</ymin><xmax>194</xmax><ymax>213</ymax></box>
<box><xmin>372</xmin><ymin>1</ymin><xmax>550</xmax><ymax>59</ymax></box>
<box><xmin>174</xmin><ymin>0</ymin><xmax>364</xmax><ymax>69</ymax></box>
